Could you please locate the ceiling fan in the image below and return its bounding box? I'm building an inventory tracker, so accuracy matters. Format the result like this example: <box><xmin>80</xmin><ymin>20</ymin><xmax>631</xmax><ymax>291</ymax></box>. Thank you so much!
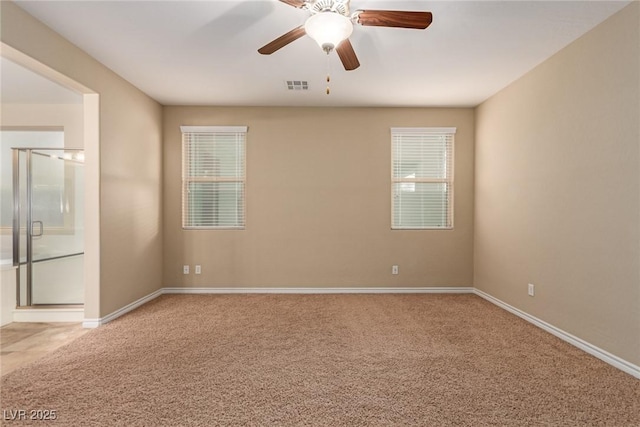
<box><xmin>258</xmin><ymin>0</ymin><xmax>433</xmax><ymax>71</ymax></box>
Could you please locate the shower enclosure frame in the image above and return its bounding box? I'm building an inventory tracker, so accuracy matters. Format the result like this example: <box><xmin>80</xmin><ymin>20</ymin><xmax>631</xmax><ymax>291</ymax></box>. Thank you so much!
<box><xmin>12</xmin><ymin>147</ymin><xmax>85</xmax><ymax>307</ymax></box>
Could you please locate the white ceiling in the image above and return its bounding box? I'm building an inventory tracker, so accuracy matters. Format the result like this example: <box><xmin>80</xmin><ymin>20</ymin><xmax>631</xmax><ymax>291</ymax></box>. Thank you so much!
<box><xmin>13</xmin><ymin>0</ymin><xmax>631</xmax><ymax>107</ymax></box>
<box><xmin>1</xmin><ymin>57</ymin><xmax>83</xmax><ymax>104</ymax></box>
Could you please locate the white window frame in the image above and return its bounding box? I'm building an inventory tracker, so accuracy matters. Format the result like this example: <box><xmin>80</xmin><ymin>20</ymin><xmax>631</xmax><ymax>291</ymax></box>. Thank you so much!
<box><xmin>391</xmin><ymin>127</ymin><xmax>456</xmax><ymax>230</ymax></box>
<box><xmin>181</xmin><ymin>126</ymin><xmax>247</xmax><ymax>229</ymax></box>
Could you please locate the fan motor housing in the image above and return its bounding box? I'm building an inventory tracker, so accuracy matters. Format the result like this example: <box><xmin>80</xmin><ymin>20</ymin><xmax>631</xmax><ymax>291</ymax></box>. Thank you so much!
<box><xmin>307</xmin><ymin>0</ymin><xmax>350</xmax><ymax>16</ymax></box>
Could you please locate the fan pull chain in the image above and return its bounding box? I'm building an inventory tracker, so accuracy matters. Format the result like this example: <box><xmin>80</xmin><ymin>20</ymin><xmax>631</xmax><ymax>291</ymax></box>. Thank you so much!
<box><xmin>325</xmin><ymin>51</ymin><xmax>331</xmax><ymax>95</ymax></box>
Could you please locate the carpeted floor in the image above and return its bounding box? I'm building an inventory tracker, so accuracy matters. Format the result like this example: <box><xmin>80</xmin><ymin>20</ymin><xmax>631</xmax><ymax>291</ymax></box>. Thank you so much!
<box><xmin>1</xmin><ymin>294</ymin><xmax>638</xmax><ymax>426</ymax></box>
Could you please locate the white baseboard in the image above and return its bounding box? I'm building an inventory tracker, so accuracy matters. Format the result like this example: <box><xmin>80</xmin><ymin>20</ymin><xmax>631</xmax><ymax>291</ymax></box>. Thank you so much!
<box><xmin>81</xmin><ymin>319</ymin><xmax>100</xmax><ymax>329</ymax></box>
<box><xmin>82</xmin><ymin>287</ymin><xmax>472</xmax><ymax>327</ymax></box>
<box><xmin>80</xmin><ymin>285</ymin><xmax>639</xmax><ymax>379</ymax></box>
<box><xmin>13</xmin><ymin>307</ymin><xmax>84</xmax><ymax>323</ymax></box>
<box><xmin>82</xmin><ymin>288</ymin><xmax>163</xmax><ymax>328</ymax></box>
<box><xmin>83</xmin><ymin>287</ymin><xmax>472</xmax><ymax>327</ymax></box>
<box><xmin>163</xmin><ymin>286</ymin><xmax>475</xmax><ymax>294</ymax></box>
<box><xmin>474</xmin><ymin>289</ymin><xmax>640</xmax><ymax>380</ymax></box>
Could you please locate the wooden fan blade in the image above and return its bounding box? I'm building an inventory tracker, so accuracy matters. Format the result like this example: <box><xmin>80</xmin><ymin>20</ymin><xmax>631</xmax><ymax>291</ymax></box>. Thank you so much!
<box><xmin>336</xmin><ymin>39</ymin><xmax>360</xmax><ymax>71</ymax></box>
<box><xmin>278</xmin><ymin>0</ymin><xmax>306</xmax><ymax>8</ymax></box>
<box><xmin>258</xmin><ymin>26</ymin><xmax>306</xmax><ymax>55</ymax></box>
<box><xmin>356</xmin><ymin>10</ymin><xmax>433</xmax><ymax>29</ymax></box>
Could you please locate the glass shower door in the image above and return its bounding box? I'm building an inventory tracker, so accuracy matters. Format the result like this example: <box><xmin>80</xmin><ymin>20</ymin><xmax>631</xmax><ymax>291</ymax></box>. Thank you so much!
<box><xmin>14</xmin><ymin>148</ymin><xmax>84</xmax><ymax>306</ymax></box>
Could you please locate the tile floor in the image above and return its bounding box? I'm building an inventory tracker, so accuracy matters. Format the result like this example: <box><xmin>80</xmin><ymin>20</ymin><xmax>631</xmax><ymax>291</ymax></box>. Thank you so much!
<box><xmin>0</xmin><ymin>322</ymin><xmax>89</xmax><ymax>376</ymax></box>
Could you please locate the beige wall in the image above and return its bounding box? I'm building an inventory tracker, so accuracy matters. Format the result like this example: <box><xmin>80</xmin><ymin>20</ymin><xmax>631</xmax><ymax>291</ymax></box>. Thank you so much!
<box><xmin>475</xmin><ymin>3</ymin><xmax>639</xmax><ymax>365</ymax></box>
<box><xmin>1</xmin><ymin>268</ymin><xmax>16</xmax><ymax>326</ymax></box>
<box><xmin>164</xmin><ymin>107</ymin><xmax>474</xmax><ymax>288</ymax></box>
<box><xmin>1</xmin><ymin>1</ymin><xmax>164</xmax><ymax>317</ymax></box>
<box><xmin>1</xmin><ymin>103</ymin><xmax>84</xmax><ymax>148</ymax></box>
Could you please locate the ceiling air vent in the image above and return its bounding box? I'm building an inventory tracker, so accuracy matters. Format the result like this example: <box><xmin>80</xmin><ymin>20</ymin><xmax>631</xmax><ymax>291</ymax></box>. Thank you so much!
<box><xmin>285</xmin><ymin>80</ymin><xmax>309</xmax><ymax>91</ymax></box>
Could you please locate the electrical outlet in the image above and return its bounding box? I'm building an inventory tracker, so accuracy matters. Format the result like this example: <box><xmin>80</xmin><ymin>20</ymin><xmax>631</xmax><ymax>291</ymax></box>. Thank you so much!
<box><xmin>195</xmin><ymin>265</ymin><xmax>201</xmax><ymax>275</ymax></box>
<box><xmin>392</xmin><ymin>265</ymin><xmax>399</xmax><ymax>275</ymax></box>
<box><xmin>528</xmin><ymin>283</ymin><xmax>535</xmax><ymax>296</ymax></box>
<box><xmin>183</xmin><ymin>265</ymin><xmax>189</xmax><ymax>275</ymax></box>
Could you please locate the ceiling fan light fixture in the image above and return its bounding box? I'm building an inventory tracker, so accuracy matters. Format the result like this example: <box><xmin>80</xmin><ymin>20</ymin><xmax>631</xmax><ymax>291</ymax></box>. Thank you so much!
<box><xmin>304</xmin><ymin>12</ymin><xmax>353</xmax><ymax>53</ymax></box>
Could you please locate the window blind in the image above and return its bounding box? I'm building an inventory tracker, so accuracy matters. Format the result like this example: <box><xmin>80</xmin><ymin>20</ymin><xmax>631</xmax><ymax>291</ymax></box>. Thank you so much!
<box><xmin>181</xmin><ymin>126</ymin><xmax>247</xmax><ymax>229</ymax></box>
<box><xmin>391</xmin><ymin>127</ymin><xmax>455</xmax><ymax>229</ymax></box>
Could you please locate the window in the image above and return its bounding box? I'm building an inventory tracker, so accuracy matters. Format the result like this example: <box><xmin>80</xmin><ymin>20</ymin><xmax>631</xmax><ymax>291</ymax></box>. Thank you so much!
<box><xmin>181</xmin><ymin>126</ymin><xmax>247</xmax><ymax>229</ymax></box>
<box><xmin>391</xmin><ymin>127</ymin><xmax>455</xmax><ymax>229</ymax></box>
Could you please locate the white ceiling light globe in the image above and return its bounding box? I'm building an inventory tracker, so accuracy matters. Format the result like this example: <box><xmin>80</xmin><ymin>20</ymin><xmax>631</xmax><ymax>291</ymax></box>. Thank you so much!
<box><xmin>304</xmin><ymin>12</ymin><xmax>353</xmax><ymax>52</ymax></box>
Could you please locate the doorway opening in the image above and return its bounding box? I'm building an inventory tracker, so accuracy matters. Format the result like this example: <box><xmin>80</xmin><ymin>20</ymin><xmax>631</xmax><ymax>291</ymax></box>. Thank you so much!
<box><xmin>1</xmin><ymin>43</ymin><xmax>99</xmax><ymax>325</ymax></box>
